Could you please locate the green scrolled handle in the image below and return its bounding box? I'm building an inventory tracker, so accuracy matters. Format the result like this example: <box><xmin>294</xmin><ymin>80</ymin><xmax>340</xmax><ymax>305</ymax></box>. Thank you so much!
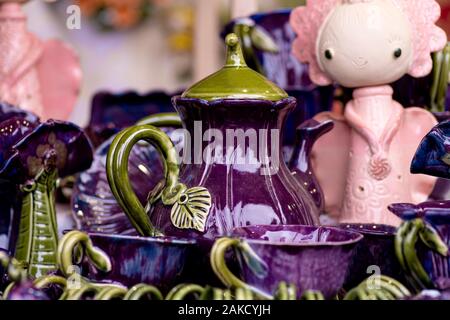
<box><xmin>124</xmin><ymin>284</ymin><xmax>163</xmax><ymax>300</ymax></box>
<box><xmin>395</xmin><ymin>218</ymin><xmax>448</xmax><ymax>291</ymax></box>
<box><xmin>344</xmin><ymin>275</ymin><xmax>410</xmax><ymax>300</ymax></box>
<box><xmin>210</xmin><ymin>237</ymin><xmax>271</xmax><ymax>300</ymax></box>
<box><xmin>34</xmin><ymin>275</ymin><xmax>68</xmax><ymax>290</ymax></box>
<box><xmin>0</xmin><ymin>251</ymin><xmax>26</xmax><ymax>283</ymax></box>
<box><xmin>106</xmin><ymin>122</ymin><xmax>186</xmax><ymax>237</ymax></box>
<box><xmin>165</xmin><ymin>284</ymin><xmax>205</xmax><ymax>300</ymax></box>
<box><xmin>57</xmin><ymin>230</ymin><xmax>112</xmax><ymax>278</ymax></box>
<box><xmin>94</xmin><ymin>286</ymin><xmax>128</xmax><ymax>300</ymax></box>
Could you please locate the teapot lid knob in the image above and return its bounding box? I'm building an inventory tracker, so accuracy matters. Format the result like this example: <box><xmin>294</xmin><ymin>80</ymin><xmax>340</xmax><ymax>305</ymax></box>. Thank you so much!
<box><xmin>181</xmin><ymin>33</ymin><xmax>288</xmax><ymax>102</ymax></box>
<box><xmin>224</xmin><ymin>33</ymin><xmax>247</xmax><ymax>68</ymax></box>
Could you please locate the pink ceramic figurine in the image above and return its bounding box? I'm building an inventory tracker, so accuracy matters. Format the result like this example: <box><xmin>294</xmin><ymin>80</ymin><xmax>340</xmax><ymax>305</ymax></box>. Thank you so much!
<box><xmin>290</xmin><ymin>0</ymin><xmax>447</xmax><ymax>226</ymax></box>
<box><xmin>0</xmin><ymin>0</ymin><xmax>81</xmax><ymax>120</ymax></box>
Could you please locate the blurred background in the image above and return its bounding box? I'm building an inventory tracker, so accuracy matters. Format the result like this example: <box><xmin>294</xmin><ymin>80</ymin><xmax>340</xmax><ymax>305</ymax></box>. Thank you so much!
<box><xmin>23</xmin><ymin>0</ymin><xmax>448</xmax><ymax>127</ymax></box>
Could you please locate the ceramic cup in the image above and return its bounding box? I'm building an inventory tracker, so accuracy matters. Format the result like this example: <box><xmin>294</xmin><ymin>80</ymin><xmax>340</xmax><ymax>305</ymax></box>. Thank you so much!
<box><xmin>210</xmin><ymin>225</ymin><xmax>363</xmax><ymax>299</ymax></box>
<box><xmin>340</xmin><ymin>224</ymin><xmax>405</xmax><ymax>289</ymax></box>
<box><xmin>80</xmin><ymin>233</ymin><xmax>215</xmax><ymax>293</ymax></box>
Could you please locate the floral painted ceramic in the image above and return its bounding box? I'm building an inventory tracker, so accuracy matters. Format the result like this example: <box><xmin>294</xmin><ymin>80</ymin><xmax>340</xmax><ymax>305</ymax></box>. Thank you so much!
<box><xmin>0</xmin><ymin>0</ymin><xmax>81</xmax><ymax>120</ymax></box>
<box><xmin>210</xmin><ymin>225</ymin><xmax>363</xmax><ymax>299</ymax></box>
<box><xmin>106</xmin><ymin>34</ymin><xmax>322</xmax><ymax>239</ymax></box>
<box><xmin>0</xmin><ymin>103</ymin><xmax>93</xmax><ymax>278</ymax></box>
<box><xmin>290</xmin><ymin>0</ymin><xmax>447</xmax><ymax>226</ymax></box>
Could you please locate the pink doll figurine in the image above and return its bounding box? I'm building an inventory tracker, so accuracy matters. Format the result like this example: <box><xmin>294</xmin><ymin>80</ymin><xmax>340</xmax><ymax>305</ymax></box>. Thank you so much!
<box><xmin>290</xmin><ymin>0</ymin><xmax>447</xmax><ymax>226</ymax></box>
<box><xmin>0</xmin><ymin>0</ymin><xmax>81</xmax><ymax>120</ymax></box>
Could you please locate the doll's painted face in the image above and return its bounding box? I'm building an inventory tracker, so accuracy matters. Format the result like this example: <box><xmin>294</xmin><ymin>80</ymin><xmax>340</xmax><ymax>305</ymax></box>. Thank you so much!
<box><xmin>317</xmin><ymin>0</ymin><xmax>413</xmax><ymax>88</ymax></box>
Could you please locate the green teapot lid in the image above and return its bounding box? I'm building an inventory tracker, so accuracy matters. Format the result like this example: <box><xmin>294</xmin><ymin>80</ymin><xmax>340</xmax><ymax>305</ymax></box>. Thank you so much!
<box><xmin>182</xmin><ymin>33</ymin><xmax>288</xmax><ymax>101</ymax></box>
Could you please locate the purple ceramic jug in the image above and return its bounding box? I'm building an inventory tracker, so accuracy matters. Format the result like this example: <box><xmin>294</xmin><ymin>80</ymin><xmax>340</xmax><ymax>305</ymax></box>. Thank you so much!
<box><xmin>106</xmin><ymin>34</ymin><xmax>321</xmax><ymax>239</ymax></box>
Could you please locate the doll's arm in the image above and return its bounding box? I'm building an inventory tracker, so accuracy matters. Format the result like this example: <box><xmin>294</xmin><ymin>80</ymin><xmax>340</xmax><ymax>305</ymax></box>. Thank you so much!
<box><xmin>311</xmin><ymin>111</ymin><xmax>351</xmax><ymax>218</ymax></box>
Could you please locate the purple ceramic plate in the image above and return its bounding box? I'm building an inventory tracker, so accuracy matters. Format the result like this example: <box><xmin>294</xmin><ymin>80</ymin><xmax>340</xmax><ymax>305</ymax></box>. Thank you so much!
<box><xmin>231</xmin><ymin>225</ymin><xmax>363</xmax><ymax>298</ymax></box>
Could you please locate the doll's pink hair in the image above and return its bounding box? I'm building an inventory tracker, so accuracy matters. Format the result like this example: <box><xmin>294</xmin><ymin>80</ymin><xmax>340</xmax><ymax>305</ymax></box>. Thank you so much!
<box><xmin>290</xmin><ymin>0</ymin><xmax>448</xmax><ymax>86</ymax></box>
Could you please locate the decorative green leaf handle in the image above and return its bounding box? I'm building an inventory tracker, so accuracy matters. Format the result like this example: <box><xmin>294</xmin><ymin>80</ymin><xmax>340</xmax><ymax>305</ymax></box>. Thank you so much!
<box><xmin>57</xmin><ymin>230</ymin><xmax>112</xmax><ymax>278</ymax></box>
<box><xmin>395</xmin><ymin>219</ymin><xmax>448</xmax><ymax>292</ymax></box>
<box><xmin>106</xmin><ymin>124</ymin><xmax>186</xmax><ymax>237</ymax></box>
<box><xmin>210</xmin><ymin>237</ymin><xmax>270</xmax><ymax>300</ymax></box>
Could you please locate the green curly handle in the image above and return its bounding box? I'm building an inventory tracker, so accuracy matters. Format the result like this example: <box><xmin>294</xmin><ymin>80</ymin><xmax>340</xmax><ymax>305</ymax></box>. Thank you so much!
<box><xmin>210</xmin><ymin>237</ymin><xmax>272</xmax><ymax>300</ymax></box>
<box><xmin>165</xmin><ymin>284</ymin><xmax>205</xmax><ymax>300</ymax></box>
<box><xmin>344</xmin><ymin>275</ymin><xmax>410</xmax><ymax>300</ymax></box>
<box><xmin>106</xmin><ymin>123</ymin><xmax>186</xmax><ymax>237</ymax></box>
<box><xmin>57</xmin><ymin>230</ymin><xmax>111</xmax><ymax>278</ymax></box>
<box><xmin>395</xmin><ymin>219</ymin><xmax>448</xmax><ymax>291</ymax></box>
<box><xmin>124</xmin><ymin>284</ymin><xmax>163</xmax><ymax>300</ymax></box>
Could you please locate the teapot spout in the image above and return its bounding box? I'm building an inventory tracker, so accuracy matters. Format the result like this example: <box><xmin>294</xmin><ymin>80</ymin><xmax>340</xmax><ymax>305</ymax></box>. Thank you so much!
<box><xmin>288</xmin><ymin>119</ymin><xmax>334</xmax><ymax>212</ymax></box>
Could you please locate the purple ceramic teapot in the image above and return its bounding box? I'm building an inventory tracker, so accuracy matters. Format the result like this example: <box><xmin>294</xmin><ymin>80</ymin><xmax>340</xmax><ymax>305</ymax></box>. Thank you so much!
<box><xmin>106</xmin><ymin>34</ymin><xmax>322</xmax><ymax>239</ymax></box>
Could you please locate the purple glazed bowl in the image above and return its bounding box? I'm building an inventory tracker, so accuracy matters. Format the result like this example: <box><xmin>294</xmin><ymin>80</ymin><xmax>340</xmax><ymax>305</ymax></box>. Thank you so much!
<box><xmin>339</xmin><ymin>224</ymin><xmax>405</xmax><ymax>289</ymax></box>
<box><xmin>228</xmin><ymin>225</ymin><xmax>363</xmax><ymax>299</ymax></box>
<box><xmin>82</xmin><ymin>233</ymin><xmax>217</xmax><ymax>293</ymax></box>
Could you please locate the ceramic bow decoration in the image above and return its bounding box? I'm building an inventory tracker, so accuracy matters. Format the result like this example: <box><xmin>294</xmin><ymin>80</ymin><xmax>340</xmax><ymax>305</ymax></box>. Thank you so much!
<box><xmin>0</xmin><ymin>0</ymin><xmax>81</xmax><ymax>120</ymax></box>
<box><xmin>290</xmin><ymin>0</ymin><xmax>447</xmax><ymax>226</ymax></box>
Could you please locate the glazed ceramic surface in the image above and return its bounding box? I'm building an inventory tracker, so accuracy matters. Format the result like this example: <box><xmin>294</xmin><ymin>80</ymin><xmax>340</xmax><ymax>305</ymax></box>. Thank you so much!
<box><xmin>412</xmin><ymin>119</ymin><xmax>450</xmax><ymax>202</ymax></box>
<box><xmin>221</xmin><ymin>225</ymin><xmax>362</xmax><ymax>298</ymax></box>
<box><xmin>288</xmin><ymin>119</ymin><xmax>333</xmax><ymax>212</ymax></box>
<box><xmin>85</xmin><ymin>90</ymin><xmax>177</xmax><ymax>147</ymax></box>
<box><xmin>0</xmin><ymin>103</ymin><xmax>93</xmax><ymax>277</ymax></box>
<box><xmin>150</xmin><ymin>98</ymin><xmax>320</xmax><ymax>239</ymax></box>
<box><xmin>83</xmin><ymin>233</ymin><xmax>210</xmax><ymax>293</ymax></box>
<box><xmin>411</xmin><ymin>120</ymin><xmax>450</xmax><ymax>180</ymax></box>
<box><xmin>223</xmin><ymin>10</ymin><xmax>334</xmax><ymax>145</ymax></box>
<box><xmin>0</xmin><ymin>102</ymin><xmax>40</xmax><ymax>250</ymax></box>
<box><xmin>0</xmin><ymin>1</ymin><xmax>81</xmax><ymax>120</ymax></box>
<box><xmin>75</xmin><ymin>117</ymin><xmax>327</xmax><ymax>235</ymax></box>
<box><xmin>107</xmin><ymin>34</ymin><xmax>321</xmax><ymax>239</ymax></box>
<box><xmin>290</xmin><ymin>0</ymin><xmax>446</xmax><ymax>226</ymax></box>
<box><xmin>340</xmin><ymin>224</ymin><xmax>404</xmax><ymax>289</ymax></box>
<box><xmin>72</xmin><ymin>125</ymin><xmax>183</xmax><ymax>236</ymax></box>
<box><xmin>389</xmin><ymin>201</ymin><xmax>450</xmax><ymax>283</ymax></box>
